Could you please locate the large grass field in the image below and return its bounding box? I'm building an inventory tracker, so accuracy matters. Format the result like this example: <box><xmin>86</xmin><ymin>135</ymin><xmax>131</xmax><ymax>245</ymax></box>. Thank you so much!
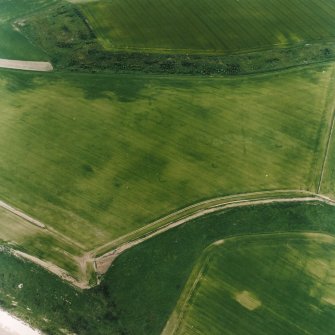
<box><xmin>79</xmin><ymin>0</ymin><xmax>335</xmax><ymax>53</ymax></box>
<box><xmin>171</xmin><ymin>233</ymin><xmax>335</xmax><ymax>335</ymax></box>
<box><xmin>2</xmin><ymin>202</ymin><xmax>335</xmax><ymax>335</ymax></box>
<box><xmin>0</xmin><ymin>64</ymin><xmax>334</xmax><ymax>249</ymax></box>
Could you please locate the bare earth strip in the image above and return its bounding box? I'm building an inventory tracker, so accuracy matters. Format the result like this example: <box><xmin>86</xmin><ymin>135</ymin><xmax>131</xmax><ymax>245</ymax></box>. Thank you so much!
<box><xmin>0</xmin><ymin>59</ymin><xmax>53</xmax><ymax>72</ymax></box>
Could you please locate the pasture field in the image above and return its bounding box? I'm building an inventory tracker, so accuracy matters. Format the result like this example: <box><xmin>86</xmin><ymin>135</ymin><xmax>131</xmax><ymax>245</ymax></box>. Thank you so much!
<box><xmin>0</xmin><ymin>64</ymin><xmax>334</xmax><ymax>249</ymax></box>
<box><xmin>80</xmin><ymin>0</ymin><xmax>335</xmax><ymax>53</ymax></box>
<box><xmin>2</xmin><ymin>202</ymin><xmax>335</xmax><ymax>335</ymax></box>
<box><xmin>0</xmin><ymin>0</ymin><xmax>52</xmax><ymax>60</ymax></box>
<box><xmin>171</xmin><ymin>234</ymin><xmax>335</xmax><ymax>335</ymax></box>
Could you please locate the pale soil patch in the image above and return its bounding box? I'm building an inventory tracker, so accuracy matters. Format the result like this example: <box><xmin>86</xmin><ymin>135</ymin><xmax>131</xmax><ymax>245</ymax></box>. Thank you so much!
<box><xmin>234</xmin><ymin>291</ymin><xmax>262</xmax><ymax>311</ymax></box>
<box><xmin>0</xmin><ymin>59</ymin><xmax>53</xmax><ymax>72</ymax></box>
<box><xmin>303</xmin><ymin>232</ymin><xmax>335</xmax><ymax>243</ymax></box>
<box><xmin>305</xmin><ymin>258</ymin><xmax>329</xmax><ymax>280</ymax></box>
<box><xmin>0</xmin><ymin>308</ymin><xmax>42</xmax><ymax>335</ymax></box>
<box><xmin>320</xmin><ymin>286</ymin><xmax>335</xmax><ymax>306</ymax></box>
<box><xmin>59</xmin><ymin>328</ymin><xmax>77</xmax><ymax>335</ymax></box>
<box><xmin>311</xmin><ymin>284</ymin><xmax>335</xmax><ymax>306</ymax></box>
<box><xmin>213</xmin><ymin>239</ymin><xmax>225</xmax><ymax>246</ymax></box>
<box><xmin>322</xmin><ymin>296</ymin><xmax>335</xmax><ymax>305</ymax></box>
<box><xmin>95</xmin><ymin>254</ymin><xmax>116</xmax><ymax>275</ymax></box>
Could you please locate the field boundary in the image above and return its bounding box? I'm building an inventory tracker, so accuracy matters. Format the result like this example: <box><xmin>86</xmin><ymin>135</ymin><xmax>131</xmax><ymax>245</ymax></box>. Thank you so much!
<box><xmin>2</xmin><ymin>191</ymin><xmax>335</xmax><ymax>289</ymax></box>
<box><xmin>81</xmin><ymin>38</ymin><xmax>335</xmax><ymax>58</ymax></box>
<box><xmin>92</xmin><ymin>191</ymin><xmax>335</xmax><ymax>276</ymax></box>
<box><xmin>317</xmin><ymin>96</ymin><xmax>335</xmax><ymax>193</ymax></box>
<box><xmin>92</xmin><ymin>190</ymin><xmax>315</xmax><ymax>257</ymax></box>
<box><xmin>161</xmin><ymin>247</ymin><xmax>212</xmax><ymax>335</ymax></box>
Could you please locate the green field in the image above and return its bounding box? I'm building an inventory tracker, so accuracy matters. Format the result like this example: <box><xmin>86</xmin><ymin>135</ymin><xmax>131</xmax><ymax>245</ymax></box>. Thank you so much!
<box><xmin>2</xmin><ymin>202</ymin><xmax>335</xmax><ymax>335</ymax></box>
<box><xmin>80</xmin><ymin>0</ymin><xmax>335</xmax><ymax>53</ymax></box>
<box><xmin>0</xmin><ymin>0</ymin><xmax>52</xmax><ymax>60</ymax></box>
<box><xmin>171</xmin><ymin>233</ymin><xmax>335</xmax><ymax>335</ymax></box>
<box><xmin>0</xmin><ymin>64</ymin><xmax>334</xmax><ymax>250</ymax></box>
<box><xmin>15</xmin><ymin>0</ymin><xmax>335</xmax><ymax>75</ymax></box>
<box><xmin>0</xmin><ymin>207</ymin><xmax>85</xmax><ymax>278</ymax></box>
<box><xmin>3</xmin><ymin>1</ymin><xmax>335</xmax><ymax>334</ymax></box>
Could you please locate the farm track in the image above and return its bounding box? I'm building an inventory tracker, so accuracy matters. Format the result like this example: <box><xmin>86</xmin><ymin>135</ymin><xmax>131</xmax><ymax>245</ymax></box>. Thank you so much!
<box><xmin>2</xmin><ymin>191</ymin><xmax>335</xmax><ymax>288</ymax></box>
<box><xmin>92</xmin><ymin>191</ymin><xmax>335</xmax><ymax>275</ymax></box>
<box><xmin>11</xmin><ymin>249</ymin><xmax>89</xmax><ymax>289</ymax></box>
<box><xmin>0</xmin><ymin>59</ymin><xmax>53</xmax><ymax>71</ymax></box>
<box><xmin>91</xmin><ymin>190</ymin><xmax>315</xmax><ymax>257</ymax></box>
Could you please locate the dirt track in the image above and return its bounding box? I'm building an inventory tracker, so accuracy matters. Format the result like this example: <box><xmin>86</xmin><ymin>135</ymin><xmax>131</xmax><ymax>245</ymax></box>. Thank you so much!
<box><xmin>94</xmin><ymin>193</ymin><xmax>335</xmax><ymax>275</ymax></box>
<box><xmin>92</xmin><ymin>190</ymin><xmax>314</xmax><ymax>256</ymax></box>
<box><xmin>12</xmin><ymin>250</ymin><xmax>89</xmax><ymax>289</ymax></box>
<box><xmin>2</xmin><ymin>191</ymin><xmax>335</xmax><ymax>289</ymax></box>
<box><xmin>0</xmin><ymin>59</ymin><xmax>53</xmax><ymax>71</ymax></box>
